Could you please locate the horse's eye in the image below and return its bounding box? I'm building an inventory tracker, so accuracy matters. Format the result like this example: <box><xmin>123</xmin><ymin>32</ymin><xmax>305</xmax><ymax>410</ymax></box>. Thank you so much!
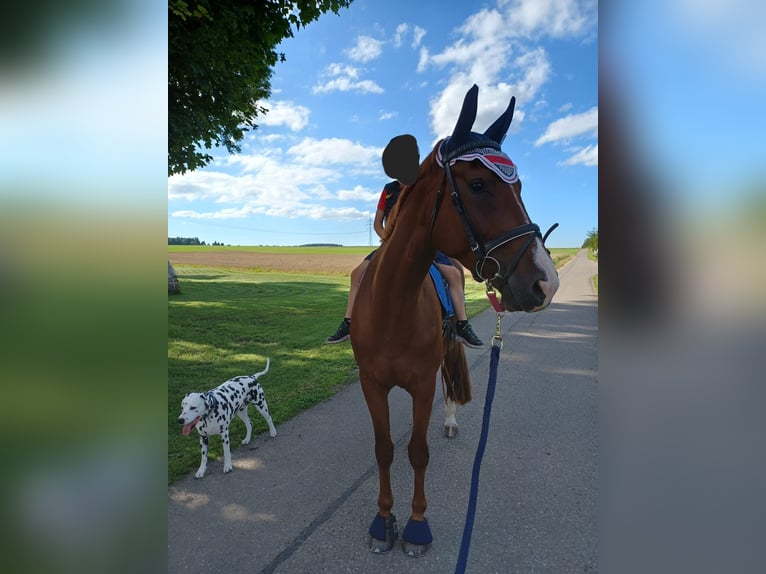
<box><xmin>470</xmin><ymin>179</ymin><xmax>484</xmax><ymax>192</ymax></box>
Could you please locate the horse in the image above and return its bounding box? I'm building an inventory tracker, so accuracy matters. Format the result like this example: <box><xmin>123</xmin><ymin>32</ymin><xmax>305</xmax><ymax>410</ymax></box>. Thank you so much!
<box><xmin>350</xmin><ymin>84</ymin><xmax>560</xmax><ymax>557</ymax></box>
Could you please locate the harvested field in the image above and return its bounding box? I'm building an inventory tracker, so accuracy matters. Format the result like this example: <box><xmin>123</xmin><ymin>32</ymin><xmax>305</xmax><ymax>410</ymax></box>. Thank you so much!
<box><xmin>169</xmin><ymin>250</ymin><xmax>367</xmax><ymax>275</ymax></box>
<box><xmin>169</xmin><ymin>247</ymin><xmax>575</xmax><ymax>275</ymax></box>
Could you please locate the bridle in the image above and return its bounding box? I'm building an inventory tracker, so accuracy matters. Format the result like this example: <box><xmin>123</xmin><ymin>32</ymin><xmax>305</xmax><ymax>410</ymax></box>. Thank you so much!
<box><xmin>431</xmin><ymin>139</ymin><xmax>558</xmax><ymax>285</ymax></box>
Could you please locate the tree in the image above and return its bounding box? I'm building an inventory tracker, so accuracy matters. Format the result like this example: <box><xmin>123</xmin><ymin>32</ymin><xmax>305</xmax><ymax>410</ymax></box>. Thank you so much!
<box><xmin>169</xmin><ymin>0</ymin><xmax>353</xmax><ymax>176</ymax></box>
<box><xmin>582</xmin><ymin>228</ymin><xmax>598</xmax><ymax>253</ymax></box>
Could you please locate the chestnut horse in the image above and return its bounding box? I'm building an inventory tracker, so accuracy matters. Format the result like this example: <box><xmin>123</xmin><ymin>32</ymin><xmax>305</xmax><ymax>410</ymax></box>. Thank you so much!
<box><xmin>350</xmin><ymin>85</ymin><xmax>559</xmax><ymax>557</ymax></box>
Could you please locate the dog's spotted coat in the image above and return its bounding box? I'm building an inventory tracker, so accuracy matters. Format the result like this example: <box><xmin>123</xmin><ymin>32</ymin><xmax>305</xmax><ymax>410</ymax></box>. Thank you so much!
<box><xmin>177</xmin><ymin>358</ymin><xmax>277</xmax><ymax>478</ymax></box>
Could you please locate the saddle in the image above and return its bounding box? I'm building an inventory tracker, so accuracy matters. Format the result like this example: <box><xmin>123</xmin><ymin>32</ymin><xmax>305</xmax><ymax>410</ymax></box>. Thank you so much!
<box><xmin>428</xmin><ymin>264</ymin><xmax>455</xmax><ymax>319</ymax></box>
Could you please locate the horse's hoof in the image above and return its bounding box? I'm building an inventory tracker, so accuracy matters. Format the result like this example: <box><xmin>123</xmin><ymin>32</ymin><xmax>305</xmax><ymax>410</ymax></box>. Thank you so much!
<box><xmin>367</xmin><ymin>513</ymin><xmax>397</xmax><ymax>554</ymax></box>
<box><xmin>402</xmin><ymin>541</ymin><xmax>430</xmax><ymax>557</ymax></box>
<box><xmin>444</xmin><ymin>424</ymin><xmax>458</xmax><ymax>438</ymax></box>
<box><xmin>402</xmin><ymin>517</ymin><xmax>432</xmax><ymax>558</ymax></box>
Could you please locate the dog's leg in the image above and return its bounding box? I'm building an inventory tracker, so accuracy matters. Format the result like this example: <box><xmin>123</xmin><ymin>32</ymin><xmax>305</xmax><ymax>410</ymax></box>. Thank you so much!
<box><xmin>221</xmin><ymin>428</ymin><xmax>233</xmax><ymax>473</ymax></box>
<box><xmin>195</xmin><ymin>435</ymin><xmax>209</xmax><ymax>479</ymax></box>
<box><xmin>236</xmin><ymin>405</ymin><xmax>253</xmax><ymax>445</ymax></box>
<box><xmin>252</xmin><ymin>398</ymin><xmax>278</xmax><ymax>438</ymax></box>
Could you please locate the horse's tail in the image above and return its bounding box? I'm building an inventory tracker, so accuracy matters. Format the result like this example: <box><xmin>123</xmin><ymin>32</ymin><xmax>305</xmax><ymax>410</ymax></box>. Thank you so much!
<box><xmin>441</xmin><ymin>319</ymin><xmax>472</xmax><ymax>404</ymax></box>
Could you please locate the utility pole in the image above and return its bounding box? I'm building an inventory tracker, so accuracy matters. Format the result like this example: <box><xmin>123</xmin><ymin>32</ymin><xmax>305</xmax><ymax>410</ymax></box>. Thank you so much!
<box><xmin>368</xmin><ymin>216</ymin><xmax>373</xmax><ymax>247</ymax></box>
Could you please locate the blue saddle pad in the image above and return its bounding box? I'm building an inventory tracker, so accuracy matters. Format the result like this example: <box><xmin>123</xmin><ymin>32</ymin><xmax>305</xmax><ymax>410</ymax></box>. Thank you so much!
<box><xmin>428</xmin><ymin>264</ymin><xmax>455</xmax><ymax>318</ymax></box>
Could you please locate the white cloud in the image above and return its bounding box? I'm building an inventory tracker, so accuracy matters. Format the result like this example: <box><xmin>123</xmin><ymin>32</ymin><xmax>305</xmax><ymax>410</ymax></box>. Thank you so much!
<box><xmin>312</xmin><ymin>63</ymin><xmax>383</xmax><ymax>94</ymax></box>
<box><xmin>337</xmin><ymin>185</ymin><xmax>379</xmax><ymax>202</ymax></box>
<box><xmin>312</xmin><ymin>77</ymin><xmax>384</xmax><ymax>94</ymax></box>
<box><xmin>427</xmin><ymin>49</ymin><xmax>548</xmax><ymax>140</ymax></box>
<box><xmin>418</xmin><ymin>1</ymin><xmax>595</xmax><ymax>141</ymax></box>
<box><xmin>326</xmin><ymin>63</ymin><xmax>359</xmax><ymax>78</ymax></box>
<box><xmin>561</xmin><ymin>143</ymin><xmax>598</xmax><ymax>166</ymax></box>
<box><xmin>168</xmin><ymin>171</ymin><xmax>235</xmax><ymax>202</ymax></box>
<box><xmin>393</xmin><ymin>23</ymin><xmax>408</xmax><ymax>48</ymax></box>
<box><xmin>255</xmin><ymin>133</ymin><xmax>289</xmax><ymax>143</ymax></box>
<box><xmin>412</xmin><ymin>26</ymin><xmax>426</xmax><ymax>48</ymax></box>
<box><xmin>535</xmin><ymin>106</ymin><xmax>598</xmax><ymax>146</ymax></box>
<box><xmin>346</xmin><ymin>35</ymin><xmax>383</xmax><ymax>62</ymax></box>
<box><xmin>287</xmin><ymin>137</ymin><xmax>382</xmax><ymax>168</ymax></box>
<box><xmin>171</xmin><ymin>206</ymin><xmax>258</xmax><ymax>219</ymax></box>
<box><xmin>511</xmin><ymin>47</ymin><xmax>552</xmax><ymax>102</ymax></box>
<box><xmin>416</xmin><ymin>47</ymin><xmax>429</xmax><ymax>73</ymax></box>
<box><xmin>168</xmin><ymin>139</ymin><xmax>382</xmax><ymax>222</ymax></box>
<box><xmin>394</xmin><ymin>23</ymin><xmax>426</xmax><ymax>50</ymax></box>
<box><xmin>173</xmin><ymin>203</ymin><xmax>371</xmax><ymax>222</ymax></box>
<box><xmin>428</xmin><ymin>9</ymin><xmax>507</xmax><ymax>78</ymax></box>
<box><xmin>258</xmin><ymin>100</ymin><xmax>310</xmax><ymax>131</ymax></box>
<box><xmin>378</xmin><ymin>111</ymin><xmax>397</xmax><ymax>120</ymax></box>
<box><xmin>558</xmin><ymin>102</ymin><xmax>573</xmax><ymax>112</ymax></box>
<box><xmin>498</xmin><ymin>0</ymin><xmax>597</xmax><ymax>38</ymax></box>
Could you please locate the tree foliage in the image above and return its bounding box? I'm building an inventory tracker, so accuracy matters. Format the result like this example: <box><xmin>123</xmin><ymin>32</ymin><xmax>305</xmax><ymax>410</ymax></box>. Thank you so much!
<box><xmin>168</xmin><ymin>0</ymin><xmax>353</xmax><ymax>176</ymax></box>
<box><xmin>169</xmin><ymin>236</ymin><xmax>206</xmax><ymax>245</ymax></box>
<box><xmin>582</xmin><ymin>228</ymin><xmax>598</xmax><ymax>253</ymax></box>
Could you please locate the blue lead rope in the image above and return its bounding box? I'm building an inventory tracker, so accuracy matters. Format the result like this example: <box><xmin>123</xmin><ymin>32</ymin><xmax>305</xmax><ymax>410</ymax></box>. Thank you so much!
<box><xmin>454</xmin><ymin>340</ymin><xmax>502</xmax><ymax>574</ymax></box>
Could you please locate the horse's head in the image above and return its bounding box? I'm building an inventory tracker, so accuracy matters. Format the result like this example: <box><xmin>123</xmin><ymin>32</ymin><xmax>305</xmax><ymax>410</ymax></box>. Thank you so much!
<box><xmin>383</xmin><ymin>85</ymin><xmax>559</xmax><ymax>312</ymax></box>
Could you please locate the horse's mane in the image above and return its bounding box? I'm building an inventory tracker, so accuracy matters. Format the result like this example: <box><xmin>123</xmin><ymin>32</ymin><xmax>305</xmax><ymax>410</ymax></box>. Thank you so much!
<box><xmin>381</xmin><ymin>145</ymin><xmax>441</xmax><ymax>242</ymax></box>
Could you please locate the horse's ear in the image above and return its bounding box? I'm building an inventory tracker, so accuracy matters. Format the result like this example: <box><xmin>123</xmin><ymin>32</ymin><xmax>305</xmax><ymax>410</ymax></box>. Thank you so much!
<box><xmin>450</xmin><ymin>84</ymin><xmax>479</xmax><ymax>141</ymax></box>
<box><xmin>484</xmin><ymin>96</ymin><xmax>516</xmax><ymax>144</ymax></box>
<box><xmin>382</xmin><ymin>134</ymin><xmax>420</xmax><ymax>185</ymax></box>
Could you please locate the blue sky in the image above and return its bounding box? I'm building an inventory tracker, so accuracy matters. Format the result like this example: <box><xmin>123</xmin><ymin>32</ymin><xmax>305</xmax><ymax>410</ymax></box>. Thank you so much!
<box><xmin>168</xmin><ymin>0</ymin><xmax>599</xmax><ymax>248</ymax></box>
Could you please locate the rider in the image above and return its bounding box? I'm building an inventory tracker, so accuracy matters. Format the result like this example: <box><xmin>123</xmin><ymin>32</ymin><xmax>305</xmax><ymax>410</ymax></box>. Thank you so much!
<box><xmin>326</xmin><ymin>180</ymin><xmax>484</xmax><ymax>348</ymax></box>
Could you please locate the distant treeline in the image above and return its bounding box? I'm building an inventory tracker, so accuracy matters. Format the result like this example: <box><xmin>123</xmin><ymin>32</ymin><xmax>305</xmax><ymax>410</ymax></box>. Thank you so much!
<box><xmin>168</xmin><ymin>237</ymin><xmax>226</xmax><ymax>246</ymax></box>
<box><xmin>299</xmin><ymin>243</ymin><xmax>343</xmax><ymax>247</ymax></box>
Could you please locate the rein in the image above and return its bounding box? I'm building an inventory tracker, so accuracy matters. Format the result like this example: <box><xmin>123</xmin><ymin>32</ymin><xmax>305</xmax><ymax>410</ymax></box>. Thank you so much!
<box><xmin>454</xmin><ymin>304</ymin><xmax>504</xmax><ymax>574</ymax></box>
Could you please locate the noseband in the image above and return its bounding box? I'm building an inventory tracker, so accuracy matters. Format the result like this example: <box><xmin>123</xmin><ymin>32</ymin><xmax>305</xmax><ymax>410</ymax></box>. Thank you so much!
<box><xmin>432</xmin><ymin>140</ymin><xmax>558</xmax><ymax>284</ymax></box>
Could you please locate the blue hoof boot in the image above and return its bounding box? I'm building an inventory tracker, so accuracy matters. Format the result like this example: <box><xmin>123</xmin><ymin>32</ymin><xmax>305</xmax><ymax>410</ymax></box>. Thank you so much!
<box><xmin>368</xmin><ymin>513</ymin><xmax>397</xmax><ymax>554</ymax></box>
<box><xmin>402</xmin><ymin>517</ymin><xmax>432</xmax><ymax>558</ymax></box>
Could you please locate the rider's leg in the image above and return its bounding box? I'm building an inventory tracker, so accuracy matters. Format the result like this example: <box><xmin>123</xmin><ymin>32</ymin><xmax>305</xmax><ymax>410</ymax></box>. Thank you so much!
<box><xmin>345</xmin><ymin>258</ymin><xmax>369</xmax><ymax>318</ymax></box>
<box><xmin>436</xmin><ymin>262</ymin><xmax>468</xmax><ymax>321</ymax></box>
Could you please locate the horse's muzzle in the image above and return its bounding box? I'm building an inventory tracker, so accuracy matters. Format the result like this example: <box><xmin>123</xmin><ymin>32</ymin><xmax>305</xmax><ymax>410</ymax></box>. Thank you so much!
<box><xmin>501</xmin><ymin>269</ymin><xmax>558</xmax><ymax>312</ymax></box>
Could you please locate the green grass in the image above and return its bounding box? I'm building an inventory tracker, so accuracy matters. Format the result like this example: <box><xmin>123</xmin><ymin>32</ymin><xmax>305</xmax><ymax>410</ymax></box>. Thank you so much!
<box><xmin>168</xmin><ymin>249</ymin><xmax>574</xmax><ymax>483</ymax></box>
<box><xmin>550</xmin><ymin>247</ymin><xmax>578</xmax><ymax>268</ymax></box>
<box><xmin>168</xmin><ymin>267</ymin><xmax>356</xmax><ymax>483</ymax></box>
<box><xmin>586</xmin><ymin>248</ymin><xmax>598</xmax><ymax>293</ymax></box>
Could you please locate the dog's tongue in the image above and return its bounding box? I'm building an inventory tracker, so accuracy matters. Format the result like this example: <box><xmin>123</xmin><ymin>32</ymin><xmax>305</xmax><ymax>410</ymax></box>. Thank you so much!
<box><xmin>182</xmin><ymin>417</ymin><xmax>201</xmax><ymax>436</ymax></box>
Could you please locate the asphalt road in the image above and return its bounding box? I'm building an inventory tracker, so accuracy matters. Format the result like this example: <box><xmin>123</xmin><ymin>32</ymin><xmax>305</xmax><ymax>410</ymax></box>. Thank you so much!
<box><xmin>168</xmin><ymin>249</ymin><xmax>598</xmax><ymax>573</ymax></box>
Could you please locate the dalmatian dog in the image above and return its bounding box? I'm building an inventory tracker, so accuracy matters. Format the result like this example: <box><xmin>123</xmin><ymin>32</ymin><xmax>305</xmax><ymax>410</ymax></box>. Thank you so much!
<box><xmin>177</xmin><ymin>358</ymin><xmax>277</xmax><ymax>478</ymax></box>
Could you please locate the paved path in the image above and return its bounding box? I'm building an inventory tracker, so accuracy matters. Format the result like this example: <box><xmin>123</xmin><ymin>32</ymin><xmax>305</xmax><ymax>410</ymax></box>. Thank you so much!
<box><xmin>168</xmin><ymin>250</ymin><xmax>598</xmax><ymax>573</ymax></box>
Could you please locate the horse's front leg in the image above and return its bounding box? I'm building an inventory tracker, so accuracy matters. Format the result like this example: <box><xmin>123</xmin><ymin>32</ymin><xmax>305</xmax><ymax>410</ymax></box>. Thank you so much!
<box><xmin>402</xmin><ymin>382</ymin><xmax>436</xmax><ymax>557</ymax></box>
<box><xmin>361</xmin><ymin>381</ymin><xmax>398</xmax><ymax>553</ymax></box>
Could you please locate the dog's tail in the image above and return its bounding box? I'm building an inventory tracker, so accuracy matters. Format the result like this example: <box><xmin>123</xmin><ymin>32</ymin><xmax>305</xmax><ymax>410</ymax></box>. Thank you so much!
<box><xmin>253</xmin><ymin>357</ymin><xmax>270</xmax><ymax>379</ymax></box>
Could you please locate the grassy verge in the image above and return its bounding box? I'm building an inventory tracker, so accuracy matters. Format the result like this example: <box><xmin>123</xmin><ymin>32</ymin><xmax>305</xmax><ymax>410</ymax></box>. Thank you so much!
<box><xmin>586</xmin><ymin>248</ymin><xmax>599</xmax><ymax>293</ymax></box>
<box><xmin>549</xmin><ymin>248</ymin><xmax>578</xmax><ymax>268</ymax></box>
<box><xmin>168</xmin><ymin>249</ymin><xmax>573</xmax><ymax>483</ymax></box>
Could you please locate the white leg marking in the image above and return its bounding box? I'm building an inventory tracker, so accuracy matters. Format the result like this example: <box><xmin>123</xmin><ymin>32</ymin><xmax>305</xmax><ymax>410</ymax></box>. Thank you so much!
<box><xmin>444</xmin><ymin>398</ymin><xmax>457</xmax><ymax>429</ymax></box>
